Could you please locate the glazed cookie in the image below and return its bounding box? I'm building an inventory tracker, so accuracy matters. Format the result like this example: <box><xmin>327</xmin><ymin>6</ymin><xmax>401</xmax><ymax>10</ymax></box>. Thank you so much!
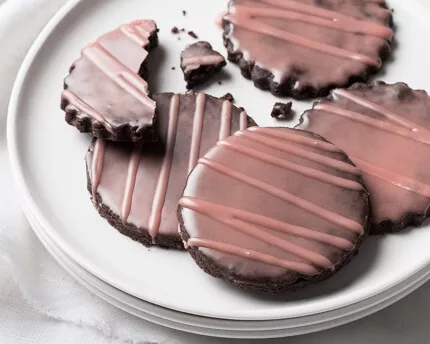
<box><xmin>181</xmin><ymin>41</ymin><xmax>226</xmax><ymax>89</ymax></box>
<box><xmin>62</xmin><ymin>20</ymin><xmax>158</xmax><ymax>142</ymax></box>
<box><xmin>221</xmin><ymin>0</ymin><xmax>393</xmax><ymax>99</ymax></box>
<box><xmin>178</xmin><ymin>127</ymin><xmax>370</xmax><ymax>292</ymax></box>
<box><xmin>296</xmin><ymin>81</ymin><xmax>430</xmax><ymax>234</ymax></box>
<box><xmin>86</xmin><ymin>92</ymin><xmax>256</xmax><ymax>249</ymax></box>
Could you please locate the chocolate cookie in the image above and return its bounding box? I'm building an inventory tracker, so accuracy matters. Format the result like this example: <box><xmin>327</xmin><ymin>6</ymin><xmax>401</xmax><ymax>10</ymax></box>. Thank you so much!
<box><xmin>296</xmin><ymin>81</ymin><xmax>430</xmax><ymax>234</ymax></box>
<box><xmin>221</xmin><ymin>0</ymin><xmax>393</xmax><ymax>99</ymax></box>
<box><xmin>62</xmin><ymin>20</ymin><xmax>158</xmax><ymax>142</ymax></box>
<box><xmin>181</xmin><ymin>41</ymin><xmax>226</xmax><ymax>89</ymax></box>
<box><xmin>178</xmin><ymin>127</ymin><xmax>370</xmax><ymax>292</ymax></box>
<box><xmin>86</xmin><ymin>92</ymin><xmax>256</xmax><ymax>249</ymax></box>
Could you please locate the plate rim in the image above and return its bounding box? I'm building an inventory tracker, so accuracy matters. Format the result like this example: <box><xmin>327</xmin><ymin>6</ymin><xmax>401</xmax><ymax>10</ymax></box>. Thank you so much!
<box><xmin>25</xmin><ymin>202</ymin><xmax>430</xmax><ymax>338</ymax></box>
<box><xmin>7</xmin><ymin>0</ymin><xmax>430</xmax><ymax>321</ymax></box>
<box><xmin>26</xmin><ymin>201</ymin><xmax>430</xmax><ymax>331</ymax></box>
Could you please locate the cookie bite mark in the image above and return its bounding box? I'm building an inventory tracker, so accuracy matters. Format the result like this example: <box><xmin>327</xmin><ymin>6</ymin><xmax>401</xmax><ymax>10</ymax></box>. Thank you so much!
<box><xmin>82</xmin><ymin>42</ymin><xmax>154</xmax><ymax>108</ymax></box>
<box><xmin>178</xmin><ymin>127</ymin><xmax>370</xmax><ymax>292</ymax></box>
<box><xmin>223</xmin><ymin>0</ymin><xmax>393</xmax><ymax>98</ymax></box>
<box><xmin>296</xmin><ymin>81</ymin><xmax>430</xmax><ymax>233</ymax></box>
<box><xmin>62</xmin><ymin>20</ymin><xmax>159</xmax><ymax>142</ymax></box>
<box><xmin>86</xmin><ymin>92</ymin><xmax>257</xmax><ymax>249</ymax></box>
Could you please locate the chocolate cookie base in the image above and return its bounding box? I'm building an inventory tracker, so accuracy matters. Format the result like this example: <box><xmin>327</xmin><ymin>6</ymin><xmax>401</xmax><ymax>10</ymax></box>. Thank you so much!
<box><xmin>62</xmin><ymin>29</ymin><xmax>159</xmax><ymax>142</ymax></box>
<box><xmin>183</xmin><ymin>60</ymin><xmax>227</xmax><ymax>89</ymax></box>
<box><xmin>87</xmin><ymin>175</ymin><xmax>184</xmax><ymax>250</ymax></box>
<box><xmin>178</xmin><ymin>202</ymin><xmax>371</xmax><ymax>293</ymax></box>
<box><xmin>222</xmin><ymin>15</ymin><xmax>393</xmax><ymax>100</ymax></box>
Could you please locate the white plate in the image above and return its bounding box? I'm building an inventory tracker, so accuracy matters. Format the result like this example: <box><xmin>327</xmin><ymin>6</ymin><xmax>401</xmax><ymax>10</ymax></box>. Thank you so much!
<box><xmin>8</xmin><ymin>0</ymin><xmax>430</xmax><ymax>321</ymax></box>
<box><xmin>25</xmin><ymin>203</ymin><xmax>430</xmax><ymax>338</ymax></box>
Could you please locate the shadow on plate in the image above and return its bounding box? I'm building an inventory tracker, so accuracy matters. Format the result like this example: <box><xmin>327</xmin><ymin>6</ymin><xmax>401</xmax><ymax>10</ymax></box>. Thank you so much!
<box><xmin>147</xmin><ymin>45</ymin><xmax>167</xmax><ymax>94</ymax></box>
<box><xmin>191</xmin><ymin>69</ymin><xmax>233</xmax><ymax>93</ymax></box>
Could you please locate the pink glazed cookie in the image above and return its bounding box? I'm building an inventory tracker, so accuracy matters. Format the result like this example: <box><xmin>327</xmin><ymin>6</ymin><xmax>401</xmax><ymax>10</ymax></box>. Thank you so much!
<box><xmin>178</xmin><ymin>127</ymin><xmax>370</xmax><ymax>292</ymax></box>
<box><xmin>296</xmin><ymin>81</ymin><xmax>430</xmax><ymax>234</ymax></box>
<box><xmin>220</xmin><ymin>0</ymin><xmax>393</xmax><ymax>99</ymax></box>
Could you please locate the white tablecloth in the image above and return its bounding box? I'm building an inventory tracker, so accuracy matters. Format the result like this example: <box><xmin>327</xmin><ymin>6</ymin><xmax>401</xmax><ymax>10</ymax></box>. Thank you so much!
<box><xmin>1</xmin><ymin>1</ymin><xmax>429</xmax><ymax>343</ymax></box>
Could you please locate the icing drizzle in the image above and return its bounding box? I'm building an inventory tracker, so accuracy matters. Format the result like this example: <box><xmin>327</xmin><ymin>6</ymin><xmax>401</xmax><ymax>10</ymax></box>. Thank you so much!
<box><xmin>224</xmin><ymin>0</ymin><xmax>392</xmax><ymax>66</ymax></box>
<box><xmin>148</xmin><ymin>95</ymin><xmax>181</xmax><ymax>240</ymax></box>
<box><xmin>187</xmin><ymin>237</ymin><xmax>319</xmax><ymax>275</ymax></box>
<box><xmin>188</xmin><ymin>93</ymin><xmax>206</xmax><ymax>173</ymax></box>
<box><xmin>182</xmin><ymin>55</ymin><xmax>225</xmax><ymax>73</ymax></box>
<box><xmin>219</xmin><ymin>100</ymin><xmax>233</xmax><ymax>140</ymax></box>
<box><xmin>198</xmin><ymin>157</ymin><xmax>362</xmax><ymax>233</ymax></box>
<box><xmin>121</xmin><ymin>143</ymin><xmax>142</xmax><ymax>222</ymax></box>
<box><xmin>299</xmin><ymin>83</ymin><xmax>430</xmax><ymax>225</ymax></box>
<box><xmin>88</xmin><ymin>93</ymin><xmax>252</xmax><ymax>243</ymax></box>
<box><xmin>180</xmin><ymin>127</ymin><xmax>366</xmax><ymax>275</ymax></box>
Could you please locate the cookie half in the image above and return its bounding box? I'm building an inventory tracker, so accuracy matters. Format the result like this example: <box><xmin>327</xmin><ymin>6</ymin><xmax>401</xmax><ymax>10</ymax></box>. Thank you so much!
<box><xmin>180</xmin><ymin>41</ymin><xmax>227</xmax><ymax>89</ymax></box>
<box><xmin>221</xmin><ymin>0</ymin><xmax>393</xmax><ymax>99</ymax></box>
<box><xmin>296</xmin><ymin>81</ymin><xmax>430</xmax><ymax>234</ymax></box>
<box><xmin>178</xmin><ymin>127</ymin><xmax>370</xmax><ymax>292</ymax></box>
<box><xmin>86</xmin><ymin>92</ymin><xmax>257</xmax><ymax>249</ymax></box>
<box><xmin>62</xmin><ymin>20</ymin><xmax>158</xmax><ymax>142</ymax></box>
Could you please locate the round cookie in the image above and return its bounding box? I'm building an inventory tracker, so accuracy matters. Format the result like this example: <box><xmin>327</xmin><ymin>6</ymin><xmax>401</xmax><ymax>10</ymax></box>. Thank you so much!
<box><xmin>296</xmin><ymin>81</ymin><xmax>430</xmax><ymax>234</ymax></box>
<box><xmin>178</xmin><ymin>127</ymin><xmax>370</xmax><ymax>292</ymax></box>
<box><xmin>62</xmin><ymin>20</ymin><xmax>158</xmax><ymax>142</ymax></box>
<box><xmin>221</xmin><ymin>0</ymin><xmax>393</xmax><ymax>99</ymax></box>
<box><xmin>86</xmin><ymin>92</ymin><xmax>256</xmax><ymax>249</ymax></box>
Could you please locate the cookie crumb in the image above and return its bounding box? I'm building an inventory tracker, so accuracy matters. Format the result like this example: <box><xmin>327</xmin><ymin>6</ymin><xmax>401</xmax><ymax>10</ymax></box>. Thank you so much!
<box><xmin>172</xmin><ymin>67</ymin><xmax>176</xmax><ymax>70</ymax></box>
<box><xmin>221</xmin><ymin>93</ymin><xmax>234</xmax><ymax>102</ymax></box>
<box><xmin>182</xmin><ymin>10</ymin><xmax>187</xmax><ymax>16</ymax></box>
<box><xmin>218</xmin><ymin>81</ymin><xmax>222</xmax><ymax>85</ymax></box>
<box><xmin>271</xmin><ymin>102</ymin><xmax>293</xmax><ymax>120</ymax></box>
<box><xmin>188</xmin><ymin>31</ymin><xmax>198</xmax><ymax>39</ymax></box>
<box><xmin>171</xmin><ymin>26</ymin><xmax>179</xmax><ymax>34</ymax></box>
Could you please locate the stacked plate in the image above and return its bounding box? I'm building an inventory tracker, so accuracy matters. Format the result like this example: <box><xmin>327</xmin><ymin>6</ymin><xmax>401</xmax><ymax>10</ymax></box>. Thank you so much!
<box><xmin>7</xmin><ymin>0</ymin><xmax>430</xmax><ymax>339</ymax></box>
